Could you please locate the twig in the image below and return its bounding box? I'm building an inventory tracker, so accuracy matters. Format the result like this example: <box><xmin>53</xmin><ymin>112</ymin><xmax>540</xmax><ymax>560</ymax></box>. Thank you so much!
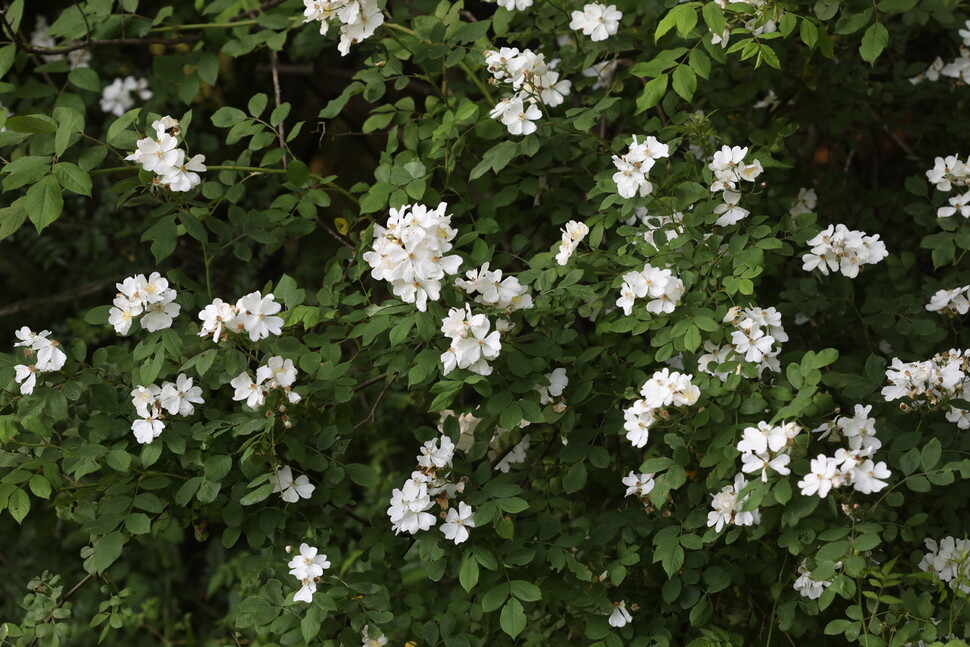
<box><xmin>229</xmin><ymin>0</ymin><xmax>288</xmax><ymax>21</ymax></box>
<box><xmin>353</xmin><ymin>373</ymin><xmax>388</xmax><ymax>392</ymax></box>
<box><xmin>314</xmin><ymin>215</ymin><xmax>356</xmax><ymax>251</ymax></box>
<box><xmin>269</xmin><ymin>49</ymin><xmax>288</xmax><ymax>170</ymax></box>
<box><xmin>354</xmin><ymin>374</ymin><xmax>397</xmax><ymax>429</ymax></box>
<box><xmin>26</xmin><ymin>573</ymin><xmax>94</xmax><ymax>647</ymax></box>
<box><xmin>72</xmin><ymin>0</ymin><xmax>93</xmax><ymax>42</ymax></box>
<box><xmin>0</xmin><ymin>275</ymin><xmax>124</xmax><ymax>318</ymax></box>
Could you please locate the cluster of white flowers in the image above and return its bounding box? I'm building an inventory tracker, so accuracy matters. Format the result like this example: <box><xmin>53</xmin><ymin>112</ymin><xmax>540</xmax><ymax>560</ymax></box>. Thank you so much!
<box><xmin>737</xmin><ymin>421</ymin><xmax>800</xmax><ymax>483</ymax></box>
<box><xmin>129</xmin><ymin>374</ymin><xmax>204</xmax><ymax>444</ymax></box>
<box><xmin>439</xmin><ymin>304</ymin><xmax>503</xmax><ymax>376</ymax></box>
<box><xmin>622</xmin><ymin>471</ymin><xmax>655</xmax><ymax>500</ymax></box>
<box><xmin>272</xmin><ymin>465</ymin><xmax>315</xmax><ymax>503</ymax></box>
<box><xmin>707</xmin><ymin>473</ymin><xmax>760</xmax><ymax>532</ymax></box>
<box><xmin>882</xmin><ymin>349</ymin><xmax>970</xmax><ymax>428</ymax></box>
<box><xmin>387</xmin><ymin>435</ymin><xmax>475</xmax><ymax>543</ymax></box>
<box><xmin>924</xmin><ymin>155</ymin><xmax>970</xmax><ymax>218</ymax></box>
<box><xmin>287</xmin><ymin>542</ymin><xmax>331</xmax><ymax>603</ymax></box>
<box><xmin>483</xmin><ymin>47</ymin><xmax>571</xmax><ymax>135</ymax></box>
<box><xmin>926</xmin><ymin>285</ymin><xmax>970</xmax><ymax>316</ymax></box>
<box><xmin>793</xmin><ymin>561</ymin><xmax>833</xmax><ymax>600</ymax></box>
<box><xmin>909</xmin><ymin>22</ymin><xmax>970</xmax><ymax>84</ymax></box>
<box><xmin>622</xmin><ymin>369</ymin><xmax>700</xmax><ymax>448</ymax></box>
<box><xmin>555</xmin><ymin>220</ymin><xmax>589</xmax><ymax>266</ymax></box>
<box><xmin>12</xmin><ymin>328</ymin><xmax>67</xmax><ymax>395</ymax></box>
<box><xmin>125</xmin><ymin>116</ymin><xmax>207</xmax><ymax>193</ymax></box>
<box><xmin>198</xmin><ymin>292</ymin><xmax>285</xmax><ymax>342</ymax></box>
<box><xmin>708</xmin><ymin>0</ymin><xmax>776</xmax><ymax>48</ymax></box>
<box><xmin>800</xmin><ymin>405</ymin><xmax>891</xmax><ymax>496</ymax></box>
<box><xmin>31</xmin><ymin>16</ymin><xmax>91</xmax><ymax>69</ymax></box>
<box><xmin>100</xmin><ymin>77</ymin><xmax>152</xmax><ymax>117</ymax></box>
<box><xmin>569</xmin><ymin>3</ymin><xmax>622</xmax><ymax>42</ymax></box>
<box><xmin>108</xmin><ymin>272</ymin><xmax>180</xmax><ymax>335</ymax></box>
<box><xmin>231</xmin><ymin>356</ymin><xmax>302</xmax><ymax>410</ymax></box>
<box><xmin>612</xmin><ymin>135</ymin><xmax>671</xmax><ymax>199</ymax></box>
<box><xmin>607</xmin><ymin>600</ymin><xmax>634</xmax><ymax>627</ymax></box>
<box><xmin>789</xmin><ymin>187</ymin><xmax>818</xmax><ymax>217</ymax></box>
<box><xmin>616</xmin><ymin>263</ymin><xmax>685</xmax><ymax>316</ymax></box>
<box><xmin>801</xmin><ymin>224</ymin><xmax>888</xmax><ymax>278</ymax></box>
<box><xmin>362</xmin><ymin>202</ymin><xmax>461</xmax><ymax>312</ymax></box>
<box><xmin>699</xmin><ymin>306</ymin><xmax>787</xmax><ymax>379</ymax></box>
<box><xmin>302</xmin><ymin>0</ymin><xmax>384</xmax><ymax>56</ymax></box>
<box><xmin>625</xmin><ymin>207</ymin><xmax>684</xmax><ymax>251</ymax></box>
<box><xmin>455</xmin><ymin>262</ymin><xmax>533</xmax><ymax>311</ymax></box>
<box><xmin>798</xmin><ymin>450</ymin><xmax>891</xmax><ymax>497</ymax></box>
<box><xmin>537</xmin><ymin>367</ymin><xmax>569</xmax><ymax>413</ymax></box>
<box><xmin>708</xmin><ymin>145</ymin><xmax>763</xmax><ymax>226</ymax></box>
<box><xmin>919</xmin><ymin>536</ymin><xmax>970</xmax><ymax>594</ymax></box>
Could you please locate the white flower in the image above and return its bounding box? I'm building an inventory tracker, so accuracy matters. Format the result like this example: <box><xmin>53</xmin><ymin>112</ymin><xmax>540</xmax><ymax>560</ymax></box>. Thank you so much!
<box><xmin>622</xmin><ymin>471</ymin><xmax>655</xmax><ymax>498</ymax></box>
<box><xmin>273</xmin><ymin>465</ymin><xmax>316</xmax><ymax>502</ymax></box>
<box><xmin>570</xmin><ymin>3</ymin><xmax>623</xmax><ymax>42</ymax></box>
<box><xmin>608</xmin><ymin>600</ymin><xmax>633</xmax><ymax>627</ymax></box>
<box><xmin>287</xmin><ymin>542</ymin><xmax>331</xmax><ymax>580</ymax></box>
<box><xmin>132</xmin><ymin>416</ymin><xmax>165</xmax><ymax>444</ymax></box>
<box><xmin>198</xmin><ymin>298</ymin><xmax>239</xmax><ymax>341</ymax></box>
<box><xmin>257</xmin><ymin>356</ymin><xmax>299</xmax><ymax>388</ymax></box>
<box><xmin>236</xmin><ymin>292</ymin><xmax>285</xmax><ymax>341</ymax></box>
<box><xmin>160</xmin><ymin>150</ymin><xmax>207</xmax><ymax>192</ymax></box>
<box><xmin>361</xmin><ymin>626</ymin><xmax>389</xmax><ymax>647</ymax></box>
<box><xmin>555</xmin><ymin>220</ymin><xmax>589</xmax><ymax>265</ymax></box>
<box><xmin>14</xmin><ymin>365</ymin><xmax>37</xmax><ymax>395</ymax></box>
<box><xmin>707</xmin><ymin>473</ymin><xmax>760</xmax><ymax>532</ymax></box>
<box><xmin>387</xmin><ymin>478</ymin><xmax>436</xmax><ymax>534</ymax></box>
<box><xmin>230</xmin><ymin>371</ymin><xmax>267</xmax><ymax>409</ymax></box>
<box><xmin>793</xmin><ymin>562</ymin><xmax>832</xmax><ymax>599</ymax></box>
<box><xmin>417</xmin><ymin>435</ymin><xmax>456</xmax><ymax>470</ymax></box>
<box><xmin>797</xmin><ymin>455</ymin><xmax>841</xmax><ymax>497</ymax></box>
<box><xmin>100</xmin><ymin>76</ymin><xmax>152</xmax><ymax>117</ymax></box>
<box><xmin>440</xmin><ymin>501</ymin><xmax>475</xmax><ymax>544</ymax></box>
<box><xmin>158</xmin><ymin>374</ymin><xmax>204</xmax><ymax>416</ymax></box>
<box><xmin>801</xmin><ymin>224</ymin><xmax>888</xmax><ymax>278</ymax></box>
<box><xmin>789</xmin><ymin>187</ymin><xmax>818</xmax><ymax>217</ymax></box>
<box><xmin>612</xmin><ymin>135</ymin><xmax>670</xmax><ymax>199</ymax></box>
<box><xmin>494</xmin><ymin>434</ymin><xmax>531</xmax><ymax>472</ymax></box>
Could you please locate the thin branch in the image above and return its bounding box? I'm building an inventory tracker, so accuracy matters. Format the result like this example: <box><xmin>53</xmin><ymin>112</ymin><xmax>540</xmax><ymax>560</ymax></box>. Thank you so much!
<box><xmin>0</xmin><ymin>275</ymin><xmax>123</xmax><ymax>319</ymax></box>
<box><xmin>72</xmin><ymin>0</ymin><xmax>93</xmax><ymax>42</ymax></box>
<box><xmin>314</xmin><ymin>215</ymin><xmax>356</xmax><ymax>251</ymax></box>
<box><xmin>0</xmin><ymin>11</ymin><xmax>200</xmax><ymax>55</ymax></box>
<box><xmin>229</xmin><ymin>0</ymin><xmax>288</xmax><ymax>22</ymax></box>
<box><xmin>269</xmin><ymin>49</ymin><xmax>288</xmax><ymax>170</ymax></box>
<box><xmin>353</xmin><ymin>373</ymin><xmax>388</xmax><ymax>392</ymax></box>
<box><xmin>354</xmin><ymin>375</ymin><xmax>397</xmax><ymax>429</ymax></box>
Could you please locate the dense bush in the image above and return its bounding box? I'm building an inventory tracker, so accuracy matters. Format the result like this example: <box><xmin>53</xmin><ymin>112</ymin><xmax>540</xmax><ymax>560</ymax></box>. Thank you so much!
<box><xmin>2</xmin><ymin>0</ymin><xmax>970</xmax><ymax>645</ymax></box>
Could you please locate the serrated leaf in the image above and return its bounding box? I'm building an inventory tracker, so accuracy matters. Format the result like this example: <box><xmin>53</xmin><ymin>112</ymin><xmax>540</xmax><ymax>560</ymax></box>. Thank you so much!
<box><xmin>53</xmin><ymin>162</ymin><xmax>92</xmax><ymax>196</ymax></box>
<box><xmin>459</xmin><ymin>554</ymin><xmax>479</xmax><ymax>592</ymax></box>
<box><xmin>89</xmin><ymin>531</ymin><xmax>125</xmax><ymax>574</ymax></box>
<box><xmin>26</xmin><ymin>176</ymin><xmax>63</xmax><ymax>233</ymax></box>
<box><xmin>636</xmin><ymin>74</ymin><xmax>668</xmax><ymax>114</ymax></box>
<box><xmin>500</xmin><ymin>598</ymin><xmax>526</xmax><ymax>639</ymax></box>
<box><xmin>672</xmin><ymin>64</ymin><xmax>697</xmax><ymax>101</ymax></box>
<box><xmin>859</xmin><ymin>22</ymin><xmax>888</xmax><ymax>64</ymax></box>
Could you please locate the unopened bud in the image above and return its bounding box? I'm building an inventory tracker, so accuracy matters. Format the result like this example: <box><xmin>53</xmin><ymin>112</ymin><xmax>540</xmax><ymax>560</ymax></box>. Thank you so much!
<box><xmin>285</xmin><ymin>545</ymin><xmax>292</xmax><ymax>553</ymax></box>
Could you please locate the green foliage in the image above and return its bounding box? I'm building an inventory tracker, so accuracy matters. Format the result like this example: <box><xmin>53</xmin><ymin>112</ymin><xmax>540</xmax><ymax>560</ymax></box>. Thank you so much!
<box><xmin>1</xmin><ymin>0</ymin><xmax>970</xmax><ymax>646</ymax></box>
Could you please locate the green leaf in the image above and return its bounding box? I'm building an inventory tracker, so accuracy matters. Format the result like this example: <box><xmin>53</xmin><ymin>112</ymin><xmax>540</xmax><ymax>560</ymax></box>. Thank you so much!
<box><xmin>672</xmin><ymin>64</ymin><xmax>697</xmax><ymax>101</ymax></box>
<box><xmin>859</xmin><ymin>22</ymin><xmax>889</xmax><ymax>64</ymax></box>
<box><xmin>53</xmin><ymin>106</ymin><xmax>84</xmax><ymax>157</ymax></box>
<box><xmin>5</xmin><ymin>115</ymin><xmax>56</xmax><ymax>133</ymax></box>
<box><xmin>921</xmin><ymin>438</ymin><xmax>942</xmax><ymax>471</ymax></box>
<box><xmin>459</xmin><ymin>554</ymin><xmax>479</xmax><ymax>592</ymax></box>
<box><xmin>636</xmin><ymin>74</ymin><xmax>668</xmax><ymax>114</ymax></box>
<box><xmin>248</xmin><ymin>93</ymin><xmax>269</xmax><ymax>118</ymax></box>
<box><xmin>701</xmin><ymin>1</ymin><xmax>725</xmax><ymax>34</ymax></box>
<box><xmin>240</xmin><ymin>482</ymin><xmax>275</xmax><ymax>506</ymax></box>
<box><xmin>67</xmin><ymin>67</ymin><xmax>100</xmax><ymax>92</ymax></box>
<box><xmin>876</xmin><ymin>0</ymin><xmax>917</xmax><ymax>13</ymax></box>
<box><xmin>8</xmin><ymin>488</ymin><xmax>29</xmax><ymax>523</ymax></box>
<box><xmin>509</xmin><ymin>580</ymin><xmax>542</xmax><ymax>602</ymax></box>
<box><xmin>25</xmin><ymin>176</ymin><xmax>63</xmax><ymax>233</ymax></box>
<box><xmin>270</xmin><ymin>103</ymin><xmax>291</xmax><ymax>127</ymax></box>
<box><xmin>286</xmin><ymin>160</ymin><xmax>309</xmax><ymax>186</ymax></box>
<box><xmin>90</xmin><ymin>531</ymin><xmax>126</xmax><ymax>574</ymax></box>
<box><xmin>345</xmin><ymin>463</ymin><xmax>378</xmax><ymax>487</ymax></box>
<box><xmin>563</xmin><ymin>461</ymin><xmax>587</xmax><ymax>494</ymax></box>
<box><xmin>0</xmin><ymin>200</ymin><xmax>27</xmax><ymax>242</ymax></box>
<box><xmin>28</xmin><ymin>474</ymin><xmax>51</xmax><ymax>499</ymax></box>
<box><xmin>481</xmin><ymin>583</ymin><xmax>509</xmax><ymax>612</ymax></box>
<box><xmin>125</xmin><ymin>512</ymin><xmax>152</xmax><ymax>535</ymax></box>
<box><xmin>107</xmin><ymin>109</ymin><xmax>141</xmax><ymax>145</ymax></box>
<box><xmin>470</xmin><ymin>141</ymin><xmax>518</xmax><ymax>180</ymax></box>
<box><xmin>500</xmin><ymin>598</ymin><xmax>526</xmax><ymax>639</ymax></box>
<box><xmin>53</xmin><ymin>162</ymin><xmax>92</xmax><ymax>196</ymax></box>
<box><xmin>800</xmin><ymin>19</ymin><xmax>819</xmax><ymax>48</ymax></box>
